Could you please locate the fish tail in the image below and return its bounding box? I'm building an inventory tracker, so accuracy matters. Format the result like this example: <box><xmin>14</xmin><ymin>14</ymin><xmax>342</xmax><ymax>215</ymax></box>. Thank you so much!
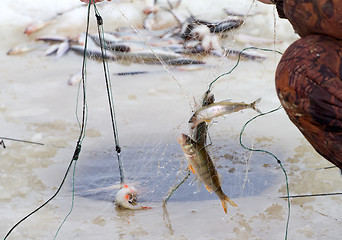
<box><xmin>221</xmin><ymin>195</ymin><xmax>238</xmax><ymax>214</ymax></box>
<box><xmin>251</xmin><ymin>98</ymin><xmax>262</xmax><ymax>113</ymax></box>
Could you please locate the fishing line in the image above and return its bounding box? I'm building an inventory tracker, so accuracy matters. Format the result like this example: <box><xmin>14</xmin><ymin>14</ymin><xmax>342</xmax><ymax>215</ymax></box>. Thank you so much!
<box><xmin>239</xmin><ymin>105</ymin><xmax>290</xmax><ymax>240</ymax></box>
<box><xmin>0</xmin><ymin>136</ymin><xmax>44</xmax><ymax>146</ymax></box>
<box><xmin>3</xmin><ymin>3</ymin><xmax>92</xmax><ymax>240</ymax></box>
<box><xmin>53</xmin><ymin>1</ymin><xmax>94</xmax><ymax>238</ymax></box>
<box><xmin>53</xmin><ymin>160</ymin><xmax>77</xmax><ymax>240</ymax></box>
<box><xmin>204</xmin><ymin>46</ymin><xmax>283</xmax><ymax>104</ymax></box>
<box><xmin>280</xmin><ymin>192</ymin><xmax>342</xmax><ymax>199</ymax></box>
<box><xmin>163</xmin><ymin>171</ymin><xmax>191</xmax><ymax>204</ymax></box>
<box><xmin>93</xmin><ymin>3</ymin><xmax>124</xmax><ymax>185</ymax></box>
<box><xmin>163</xmin><ymin>47</ymin><xmax>284</xmax><ymax>204</ymax></box>
<box><xmin>112</xmin><ymin>2</ymin><xmax>194</xmax><ymax>110</ymax></box>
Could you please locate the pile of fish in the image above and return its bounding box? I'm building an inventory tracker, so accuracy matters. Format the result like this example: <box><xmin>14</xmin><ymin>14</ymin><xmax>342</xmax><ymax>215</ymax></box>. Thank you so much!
<box><xmin>7</xmin><ymin>2</ymin><xmax>269</xmax><ymax>65</ymax></box>
<box><xmin>178</xmin><ymin>91</ymin><xmax>262</xmax><ymax>214</ymax></box>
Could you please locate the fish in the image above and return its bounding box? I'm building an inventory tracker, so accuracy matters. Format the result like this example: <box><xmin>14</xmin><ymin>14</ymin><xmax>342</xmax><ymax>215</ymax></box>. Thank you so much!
<box><xmin>7</xmin><ymin>43</ymin><xmax>38</xmax><ymax>55</ymax></box>
<box><xmin>70</xmin><ymin>45</ymin><xmax>117</xmax><ymax>61</ymax></box>
<box><xmin>24</xmin><ymin>4</ymin><xmax>83</xmax><ymax>35</ymax></box>
<box><xmin>113</xmin><ymin>48</ymin><xmax>183</xmax><ymax>63</ymax></box>
<box><xmin>55</xmin><ymin>40</ymin><xmax>70</xmax><ymax>58</ymax></box>
<box><xmin>68</xmin><ymin>70</ymin><xmax>82</xmax><ymax>86</ymax></box>
<box><xmin>44</xmin><ymin>44</ymin><xmax>60</xmax><ymax>56</ymax></box>
<box><xmin>36</xmin><ymin>35</ymin><xmax>69</xmax><ymax>43</ymax></box>
<box><xmin>209</xmin><ymin>19</ymin><xmax>244</xmax><ymax>34</ymax></box>
<box><xmin>180</xmin><ymin>17</ymin><xmax>243</xmax><ymax>38</ymax></box>
<box><xmin>164</xmin><ymin>58</ymin><xmax>205</xmax><ymax>65</ymax></box>
<box><xmin>177</xmin><ymin>134</ymin><xmax>237</xmax><ymax>213</ymax></box>
<box><xmin>115</xmin><ymin>184</ymin><xmax>151</xmax><ymax>210</ymax></box>
<box><xmin>89</xmin><ymin>32</ymin><xmax>121</xmax><ymax>45</ymax></box>
<box><xmin>192</xmin><ymin>91</ymin><xmax>215</xmax><ymax>146</ymax></box>
<box><xmin>189</xmin><ymin>98</ymin><xmax>261</xmax><ymax>129</ymax></box>
<box><xmin>24</xmin><ymin>20</ymin><xmax>50</xmax><ymax>35</ymax></box>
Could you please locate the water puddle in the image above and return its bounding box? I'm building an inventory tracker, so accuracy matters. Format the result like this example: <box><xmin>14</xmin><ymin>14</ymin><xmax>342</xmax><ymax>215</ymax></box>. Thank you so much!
<box><xmin>73</xmin><ymin>140</ymin><xmax>279</xmax><ymax>203</ymax></box>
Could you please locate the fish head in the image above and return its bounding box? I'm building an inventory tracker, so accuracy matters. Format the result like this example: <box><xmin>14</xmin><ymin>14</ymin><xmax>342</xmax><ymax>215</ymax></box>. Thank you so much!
<box><xmin>24</xmin><ymin>21</ymin><xmax>48</xmax><ymax>35</ymax></box>
<box><xmin>177</xmin><ymin>134</ymin><xmax>196</xmax><ymax>156</ymax></box>
<box><xmin>115</xmin><ymin>185</ymin><xmax>138</xmax><ymax>208</ymax></box>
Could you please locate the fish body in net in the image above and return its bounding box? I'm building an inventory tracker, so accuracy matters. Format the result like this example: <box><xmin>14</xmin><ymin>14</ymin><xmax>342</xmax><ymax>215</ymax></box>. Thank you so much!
<box><xmin>177</xmin><ymin>134</ymin><xmax>237</xmax><ymax>213</ymax></box>
<box><xmin>189</xmin><ymin>98</ymin><xmax>261</xmax><ymax>129</ymax></box>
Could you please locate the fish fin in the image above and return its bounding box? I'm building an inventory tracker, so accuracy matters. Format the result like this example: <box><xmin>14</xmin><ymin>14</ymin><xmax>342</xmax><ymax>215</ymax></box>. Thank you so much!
<box><xmin>205</xmin><ymin>185</ymin><xmax>212</xmax><ymax>193</ymax></box>
<box><xmin>221</xmin><ymin>200</ymin><xmax>228</xmax><ymax>214</ymax></box>
<box><xmin>251</xmin><ymin>98</ymin><xmax>262</xmax><ymax>113</ymax></box>
<box><xmin>221</xmin><ymin>195</ymin><xmax>238</xmax><ymax>214</ymax></box>
<box><xmin>204</xmin><ymin>119</ymin><xmax>211</xmax><ymax>123</ymax></box>
<box><xmin>188</xmin><ymin>164</ymin><xmax>196</xmax><ymax>174</ymax></box>
<box><xmin>225</xmin><ymin>195</ymin><xmax>238</xmax><ymax>207</ymax></box>
<box><xmin>140</xmin><ymin>206</ymin><xmax>152</xmax><ymax>210</ymax></box>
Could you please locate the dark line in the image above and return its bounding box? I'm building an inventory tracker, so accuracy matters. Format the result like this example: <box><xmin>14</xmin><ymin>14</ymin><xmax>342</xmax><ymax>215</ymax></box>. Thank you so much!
<box><xmin>316</xmin><ymin>166</ymin><xmax>338</xmax><ymax>170</ymax></box>
<box><xmin>280</xmin><ymin>192</ymin><xmax>342</xmax><ymax>199</ymax></box>
<box><xmin>0</xmin><ymin>137</ymin><xmax>44</xmax><ymax>146</ymax></box>
<box><xmin>94</xmin><ymin>5</ymin><xmax>124</xmax><ymax>185</ymax></box>
<box><xmin>3</xmin><ymin>158</ymin><xmax>75</xmax><ymax>240</ymax></box>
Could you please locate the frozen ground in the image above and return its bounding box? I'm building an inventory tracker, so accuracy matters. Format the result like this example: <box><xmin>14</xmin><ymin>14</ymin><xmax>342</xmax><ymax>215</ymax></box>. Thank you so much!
<box><xmin>1</xmin><ymin>0</ymin><xmax>342</xmax><ymax>239</ymax></box>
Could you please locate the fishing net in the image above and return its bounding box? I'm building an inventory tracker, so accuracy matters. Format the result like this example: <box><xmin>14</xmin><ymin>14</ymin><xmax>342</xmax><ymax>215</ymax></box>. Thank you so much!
<box><xmin>2</xmin><ymin>0</ymin><xmax>342</xmax><ymax>240</ymax></box>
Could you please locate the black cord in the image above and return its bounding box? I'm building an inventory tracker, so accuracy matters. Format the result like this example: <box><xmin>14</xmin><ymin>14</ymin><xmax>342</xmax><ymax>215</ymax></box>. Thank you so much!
<box><xmin>94</xmin><ymin>5</ymin><xmax>124</xmax><ymax>184</ymax></box>
<box><xmin>3</xmin><ymin>2</ymin><xmax>93</xmax><ymax>238</ymax></box>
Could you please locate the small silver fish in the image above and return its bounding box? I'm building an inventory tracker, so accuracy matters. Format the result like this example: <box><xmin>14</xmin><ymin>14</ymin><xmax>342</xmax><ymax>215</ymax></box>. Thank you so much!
<box><xmin>68</xmin><ymin>70</ymin><xmax>82</xmax><ymax>86</ymax></box>
<box><xmin>189</xmin><ymin>98</ymin><xmax>261</xmax><ymax>129</ymax></box>
<box><xmin>70</xmin><ymin>45</ymin><xmax>117</xmax><ymax>61</ymax></box>
<box><xmin>44</xmin><ymin>44</ymin><xmax>60</xmax><ymax>56</ymax></box>
<box><xmin>165</xmin><ymin>58</ymin><xmax>205</xmax><ymax>65</ymax></box>
<box><xmin>177</xmin><ymin>134</ymin><xmax>237</xmax><ymax>213</ymax></box>
<box><xmin>36</xmin><ymin>35</ymin><xmax>69</xmax><ymax>43</ymax></box>
<box><xmin>7</xmin><ymin>43</ymin><xmax>37</xmax><ymax>55</ymax></box>
<box><xmin>55</xmin><ymin>40</ymin><xmax>70</xmax><ymax>58</ymax></box>
<box><xmin>24</xmin><ymin>20</ymin><xmax>50</xmax><ymax>35</ymax></box>
<box><xmin>191</xmin><ymin>91</ymin><xmax>215</xmax><ymax>146</ymax></box>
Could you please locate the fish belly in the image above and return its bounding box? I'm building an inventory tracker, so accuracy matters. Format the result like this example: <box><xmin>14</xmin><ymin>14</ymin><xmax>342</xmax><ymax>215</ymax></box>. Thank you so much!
<box><xmin>191</xmin><ymin>151</ymin><xmax>219</xmax><ymax>192</ymax></box>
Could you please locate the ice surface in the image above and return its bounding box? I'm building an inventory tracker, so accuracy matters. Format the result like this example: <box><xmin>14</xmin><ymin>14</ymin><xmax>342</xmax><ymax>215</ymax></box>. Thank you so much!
<box><xmin>1</xmin><ymin>0</ymin><xmax>341</xmax><ymax>240</ymax></box>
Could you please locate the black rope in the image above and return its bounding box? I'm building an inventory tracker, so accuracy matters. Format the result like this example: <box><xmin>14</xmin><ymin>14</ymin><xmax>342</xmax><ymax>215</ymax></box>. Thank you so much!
<box><xmin>94</xmin><ymin>4</ymin><xmax>125</xmax><ymax>185</ymax></box>
<box><xmin>3</xmin><ymin>144</ymin><xmax>81</xmax><ymax>240</ymax></box>
<box><xmin>3</xmin><ymin>2</ymin><xmax>93</xmax><ymax>239</ymax></box>
<box><xmin>280</xmin><ymin>192</ymin><xmax>342</xmax><ymax>199</ymax></box>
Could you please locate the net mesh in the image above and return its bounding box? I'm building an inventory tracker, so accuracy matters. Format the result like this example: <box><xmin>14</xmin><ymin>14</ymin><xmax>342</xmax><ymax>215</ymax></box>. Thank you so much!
<box><xmin>4</xmin><ymin>0</ymin><xmax>334</xmax><ymax>239</ymax></box>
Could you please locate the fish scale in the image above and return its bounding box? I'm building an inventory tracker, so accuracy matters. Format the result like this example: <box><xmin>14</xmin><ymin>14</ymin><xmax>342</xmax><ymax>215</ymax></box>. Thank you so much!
<box><xmin>189</xmin><ymin>98</ymin><xmax>261</xmax><ymax>129</ymax></box>
<box><xmin>178</xmin><ymin>134</ymin><xmax>237</xmax><ymax>213</ymax></box>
